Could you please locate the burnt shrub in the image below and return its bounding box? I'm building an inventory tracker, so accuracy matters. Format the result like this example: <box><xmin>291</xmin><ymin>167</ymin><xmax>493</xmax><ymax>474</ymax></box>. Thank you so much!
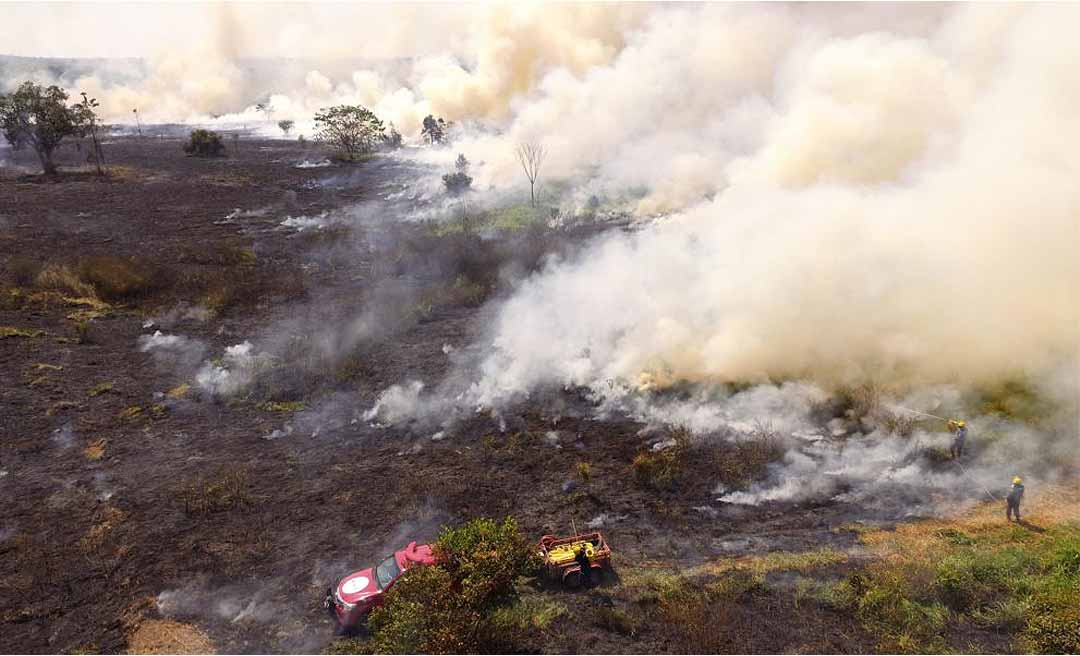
<box><xmin>183</xmin><ymin>129</ymin><xmax>226</xmax><ymax>157</ymax></box>
<box><xmin>78</xmin><ymin>256</ymin><xmax>167</xmax><ymax>301</ymax></box>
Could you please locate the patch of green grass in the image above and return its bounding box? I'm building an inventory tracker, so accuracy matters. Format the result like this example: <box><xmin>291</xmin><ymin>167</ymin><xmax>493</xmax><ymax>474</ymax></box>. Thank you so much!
<box><xmin>490</xmin><ymin>596</ymin><xmax>566</xmax><ymax>632</ymax></box>
<box><xmin>324</xmin><ymin>637</ymin><xmax>370</xmax><ymax>655</ymax></box>
<box><xmin>755</xmin><ymin>548</ymin><xmax>848</xmax><ymax>573</ymax></box>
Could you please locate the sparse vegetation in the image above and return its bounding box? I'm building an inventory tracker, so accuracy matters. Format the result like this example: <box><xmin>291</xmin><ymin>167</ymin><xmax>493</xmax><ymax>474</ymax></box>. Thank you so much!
<box><xmin>0</xmin><ymin>326</ymin><xmax>44</xmax><ymax>339</ymax></box>
<box><xmin>178</xmin><ymin>467</ymin><xmax>254</xmax><ymax>515</ymax></box>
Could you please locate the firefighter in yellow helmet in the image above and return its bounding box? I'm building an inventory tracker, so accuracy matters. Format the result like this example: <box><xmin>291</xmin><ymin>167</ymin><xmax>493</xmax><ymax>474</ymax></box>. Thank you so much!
<box><xmin>1006</xmin><ymin>476</ymin><xmax>1025</xmax><ymax>522</ymax></box>
<box><xmin>948</xmin><ymin>420</ymin><xmax>968</xmax><ymax>459</ymax></box>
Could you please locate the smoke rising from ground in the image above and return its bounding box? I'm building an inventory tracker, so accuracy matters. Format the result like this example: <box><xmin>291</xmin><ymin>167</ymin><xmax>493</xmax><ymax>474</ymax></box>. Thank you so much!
<box><xmin>454</xmin><ymin>4</ymin><xmax>1080</xmax><ymax>407</ymax></box>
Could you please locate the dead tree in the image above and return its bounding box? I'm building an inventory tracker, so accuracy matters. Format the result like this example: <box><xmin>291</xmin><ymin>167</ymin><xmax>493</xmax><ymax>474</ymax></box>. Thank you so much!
<box><xmin>515</xmin><ymin>142</ymin><xmax>546</xmax><ymax>207</ymax></box>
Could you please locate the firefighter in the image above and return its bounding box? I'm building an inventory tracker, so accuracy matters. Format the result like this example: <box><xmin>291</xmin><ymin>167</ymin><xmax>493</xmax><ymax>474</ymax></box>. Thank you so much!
<box><xmin>949</xmin><ymin>420</ymin><xmax>968</xmax><ymax>459</ymax></box>
<box><xmin>1006</xmin><ymin>476</ymin><xmax>1025</xmax><ymax>522</ymax></box>
<box><xmin>575</xmin><ymin>544</ymin><xmax>593</xmax><ymax>588</ymax></box>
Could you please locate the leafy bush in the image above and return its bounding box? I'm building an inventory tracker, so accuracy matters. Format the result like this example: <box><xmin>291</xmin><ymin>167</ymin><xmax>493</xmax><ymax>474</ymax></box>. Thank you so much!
<box><xmin>442</xmin><ymin>154</ymin><xmax>473</xmax><ymax>194</ymax></box>
<box><xmin>367</xmin><ymin>517</ymin><xmax>539</xmax><ymax>654</ymax></box>
<box><xmin>183</xmin><ymin>129</ymin><xmax>226</xmax><ymax>157</ymax></box>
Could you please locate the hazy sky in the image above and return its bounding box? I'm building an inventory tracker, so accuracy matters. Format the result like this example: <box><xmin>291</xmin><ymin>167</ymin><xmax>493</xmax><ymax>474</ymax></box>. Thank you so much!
<box><xmin>0</xmin><ymin>2</ymin><xmax>473</xmax><ymax>59</ymax></box>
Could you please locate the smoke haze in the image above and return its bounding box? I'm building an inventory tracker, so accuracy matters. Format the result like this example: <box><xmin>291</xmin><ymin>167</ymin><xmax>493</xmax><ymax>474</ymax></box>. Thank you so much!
<box><xmin>6</xmin><ymin>1</ymin><xmax>1078</xmax><ymax>427</ymax></box>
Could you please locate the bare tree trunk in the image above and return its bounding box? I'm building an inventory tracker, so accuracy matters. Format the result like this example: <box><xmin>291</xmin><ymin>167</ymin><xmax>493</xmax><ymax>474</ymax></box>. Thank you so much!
<box><xmin>38</xmin><ymin>147</ymin><xmax>57</xmax><ymax>176</ymax></box>
<box><xmin>530</xmin><ymin>181</ymin><xmax>535</xmax><ymax>207</ymax></box>
<box><xmin>89</xmin><ymin>123</ymin><xmax>104</xmax><ymax>176</ymax></box>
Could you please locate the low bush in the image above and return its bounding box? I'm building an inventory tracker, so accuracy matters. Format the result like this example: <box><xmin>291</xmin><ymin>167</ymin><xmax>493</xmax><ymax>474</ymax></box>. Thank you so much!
<box><xmin>183</xmin><ymin>129</ymin><xmax>226</xmax><ymax>157</ymax></box>
<box><xmin>78</xmin><ymin>256</ymin><xmax>165</xmax><ymax>301</ymax></box>
<box><xmin>367</xmin><ymin>517</ymin><xmax>539</xmax><ymax>654</ymax></box>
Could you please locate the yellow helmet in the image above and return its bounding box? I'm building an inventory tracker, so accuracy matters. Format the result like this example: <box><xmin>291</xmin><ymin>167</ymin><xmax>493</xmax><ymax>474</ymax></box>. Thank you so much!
<box><xmin>1013</xmin><ymin>476</ymin><xmax>1023</xmax><ymax>485</ymax></box>
<box><xmin>956</xmin><ymin>421</ymin><xmax>966</xmax><ymax>427</ymax></box>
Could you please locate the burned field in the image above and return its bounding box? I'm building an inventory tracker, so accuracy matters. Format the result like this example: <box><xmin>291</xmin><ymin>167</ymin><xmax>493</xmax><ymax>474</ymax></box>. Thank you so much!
<box><xmin>1</xmin><ymin>137</ymin><xmax>1078</xmax><ymax>655</ymax></box>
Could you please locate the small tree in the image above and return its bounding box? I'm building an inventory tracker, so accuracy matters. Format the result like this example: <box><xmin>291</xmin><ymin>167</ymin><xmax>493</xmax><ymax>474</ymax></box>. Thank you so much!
<box><xmin>313</xmin><ymin>105</ymin><xmax>385</xmax><ymax>160</ymax></box>
<box><xmin>277</xmin><ymin>119</ymin><xmax>294</xmax><ymax>136</ymax></box>
<box><xmin>78</xmin><ymin>93</ymin><xmax>104</xmax><ymax>175</ymax></box>
<box><xmin>421</xmin><ymin>114</ymin><xmax>450</xmax><ymax>145</ymax></box>
<box><xmin>442</xmin><ymin>153</ymin><xmax>473</xmax><ymax>195</ymax></box>
<box><xmin>183</xmin><ymin>129</ymin><xmax>226</xmax><ymax>157</ymax></box>
<box><xmin>515</xmin><ymin>142</ymin><xmax>546</xmax><ymax>207</ymax></box>
<box><xmin>0</xmin><ymin>81</ymin><xmax>93</xmax><ymax>175</ymax></box>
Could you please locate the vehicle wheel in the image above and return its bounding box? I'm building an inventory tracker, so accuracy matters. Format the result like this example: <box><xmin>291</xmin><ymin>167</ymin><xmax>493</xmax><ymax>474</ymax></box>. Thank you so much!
<box><xmin>562</xmin><ymin>570</ymin><xmax>583</xmax><ymax>589</ymax></box>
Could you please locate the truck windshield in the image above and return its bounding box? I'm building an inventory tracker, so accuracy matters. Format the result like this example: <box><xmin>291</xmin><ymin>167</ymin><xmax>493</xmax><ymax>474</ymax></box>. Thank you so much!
<box><xmin>374</xmin><ymin>555</ymin><xmax>402</xmax><ymax>590</ymax></box>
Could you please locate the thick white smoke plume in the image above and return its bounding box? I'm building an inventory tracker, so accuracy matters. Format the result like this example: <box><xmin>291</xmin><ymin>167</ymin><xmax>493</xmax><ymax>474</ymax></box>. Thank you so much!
<box><xmin>459</xmin><ymin>3</ymin><xmax>1080</xmax><ymax>406</ymax></box>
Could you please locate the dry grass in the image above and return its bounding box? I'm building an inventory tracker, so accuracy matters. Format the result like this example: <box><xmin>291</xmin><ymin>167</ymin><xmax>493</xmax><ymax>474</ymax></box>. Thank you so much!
<box><xmin>166</xmin><ymin>383</ymin><xmax>191</xmax><ymax>400</ymax></box>
<box><xmin>84</xmin><ymin>438</ymin><xmax>107</xmax><ymax>461</ymax></box>
<box><xmin>46</xmin><ymin>400</ymin><xmax>82</xmax><ymax>417</ymax></box>
<box><xmin>0</xmin><ymin>326</ymin><xmax>44</xmax><ymax>339</ymax></box>
<box><xmin>35</xmin><ymin>263</ymin><xmax>97</xmax><ymax>298</ymax></box>
<box><xmin>178</xmin><ymin>467</ymin><xmax>254</xmax><ymax>515</ymax></box>
<box><xmin>78</xmin><ymin>256</ymin><xmax>165</xmax><ymax>301</ymax></box>
<box><xmin>80</xmin><ymin>506</ymin><xmax>128</xmax><ymax>552</ymax></box>
<box><xmin>859</xmin><ymin>482</ymin><xmax>1080</xmax><ymax>558</ymax></box>
<box><xmin>118</xmin><ymin>406</ymin><xmax>144</xmax><ymax>422</ymax></box>
<box><xmin>88</xmin><ymin>381</ymin><xmax>115</xmax><ymax>397</ymax></box>
<box><xmin>127</xmin><ymin>620</ymin><xmax>215</xmax><ymax>655</ymax></box>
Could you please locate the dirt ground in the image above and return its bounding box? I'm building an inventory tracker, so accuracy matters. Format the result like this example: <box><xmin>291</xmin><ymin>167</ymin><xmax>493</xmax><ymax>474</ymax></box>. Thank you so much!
<box><xmin>0</xmin><ymin>136</ymin><xmax>1034</xmax><ymax>654</ymax></box>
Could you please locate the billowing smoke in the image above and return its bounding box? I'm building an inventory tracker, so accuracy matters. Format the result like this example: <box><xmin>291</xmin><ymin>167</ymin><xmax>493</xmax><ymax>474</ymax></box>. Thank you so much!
<box><xmin>457</xmin><ymin>4</ymin><xmax>1080</xmax><ymax>406</ymax></box>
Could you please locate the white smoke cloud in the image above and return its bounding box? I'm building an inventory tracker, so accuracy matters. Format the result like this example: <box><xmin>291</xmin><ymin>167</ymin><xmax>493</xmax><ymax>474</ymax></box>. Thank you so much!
<box><xmin>456</xmin><ymin>3</ymin><xmax>1080</xmax><ymax>407</ymax></box>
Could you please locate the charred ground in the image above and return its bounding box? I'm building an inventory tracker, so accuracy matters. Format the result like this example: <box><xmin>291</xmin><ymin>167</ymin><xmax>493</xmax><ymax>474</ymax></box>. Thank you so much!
<box><xmin>1</xmin><ymin>137</ymin><xmax>1075</xmax><ymax>654</ymax></box>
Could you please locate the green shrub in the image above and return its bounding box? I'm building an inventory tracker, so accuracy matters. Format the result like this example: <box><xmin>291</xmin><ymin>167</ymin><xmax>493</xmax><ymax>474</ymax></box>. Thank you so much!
<box><xmin>367</xmin><ymin>517</ymin><xmax>539</xmax><ymax>654</ymax></box>
<box><xmin>1023</xmin><ymin>583</ymin><xmax>1080</xmax><ymax>653</ymax></box>
<box><xmin>183</xmin><ymin>129</ymin><xmax>226</xmax><ymax>157</ymax></box>
<box><xmin>848</xmin><ymin>566</ymin><xmax>948</xmax><ymax>652</ymax></box>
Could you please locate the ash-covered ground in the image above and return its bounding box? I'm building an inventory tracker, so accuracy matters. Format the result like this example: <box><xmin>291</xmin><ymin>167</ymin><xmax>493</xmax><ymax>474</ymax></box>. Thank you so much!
<box><xmin>1</xmin><ymin>136</ymin><xmax>1077</xmax><ymax>654</ymax></box>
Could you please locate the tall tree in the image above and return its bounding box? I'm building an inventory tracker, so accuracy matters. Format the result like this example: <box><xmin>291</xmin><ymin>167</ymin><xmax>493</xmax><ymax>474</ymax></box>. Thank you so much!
<box><xmin>421</xmin><ymin>114</ymin><xmax>449</xmax><ymax>145</ymax></box>
<box><xmin>515</xmin><ymin>142</ymin><xmax>547</xmax><ymax>207</ymax></box>
<box><xmin>313</xmin><ymin>105</ymin><xmax>386</xmax><ymax>160</ymax></box>
<box><xmin>0</xmin><ymin>81</ymin><xmax>93</xmax><ymax>175</ymax></box>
